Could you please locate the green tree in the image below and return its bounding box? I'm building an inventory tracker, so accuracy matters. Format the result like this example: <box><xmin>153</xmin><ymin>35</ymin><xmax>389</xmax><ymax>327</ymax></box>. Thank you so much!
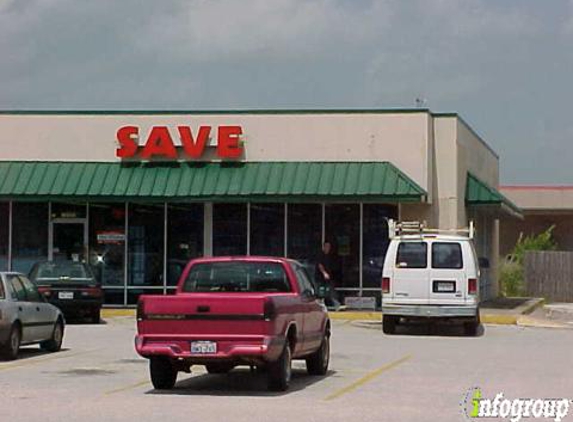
<box><xmin>500</xmin><ymin>226</ymin><xmax>557</xmax><ymax>297</ymax></box>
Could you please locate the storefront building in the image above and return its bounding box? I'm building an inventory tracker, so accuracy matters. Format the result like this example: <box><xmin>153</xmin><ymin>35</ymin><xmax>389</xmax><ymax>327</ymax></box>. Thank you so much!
<box><xmin>0</xmin><ymin>109</ymin><xmax>518</xmax><ymax>305</ymax></box>
<box><xmin>499</xmin><ymin>186</ymin><xmax>573</xmax><ymax>255</ymax></box>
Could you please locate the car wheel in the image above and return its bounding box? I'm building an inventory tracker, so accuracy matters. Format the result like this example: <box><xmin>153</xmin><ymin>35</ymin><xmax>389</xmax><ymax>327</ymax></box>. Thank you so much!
<box><xmin>91</xmin><ymin>309</ymin><xmax>101</xmax><ymax>324</ymax></box>
<box><xmin>40</xmin><ymin>320</ymin><xmax>64</xmax><ymax>353</ymax></box>
<box><xmin>306</xmin><ymin>332</ymin><xmax>330</xmax><ymax>376</ymax></box>
<box><xmin>149</xmin><ymin>357</ymin><xmax>177</xmax><ymax>390</ymax></box>
<box><xmin>267</xmin><ymin>344</ymin><xmax>292</xmax><ymax>391</ymax></box>
<box><xmin>382</xmin><ymin>315</ymin><xmax>397</xmax><ymax>335</ymax></box>
<box><xmin>1</xmin><ymin>324</ymin><xmax>21</xmax><ymax>360</ymax></box>
<box><xmin>205</xmin><ymin>363</ymin><xmax>235</xmax><ymax>374</ymax></box>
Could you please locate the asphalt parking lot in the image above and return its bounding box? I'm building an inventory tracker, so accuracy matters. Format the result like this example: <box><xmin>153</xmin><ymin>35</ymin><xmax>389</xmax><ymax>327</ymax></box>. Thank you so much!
<box><xmin>1</xmin><ymin>318</ymin><xmax>572</xmax><ymax>422</ymax></box>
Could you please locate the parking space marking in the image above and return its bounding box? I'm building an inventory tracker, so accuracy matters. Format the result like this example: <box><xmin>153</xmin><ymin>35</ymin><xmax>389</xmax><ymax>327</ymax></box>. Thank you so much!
<box><xmin>324</xmin><ymin>354</ymin><xmax>412</xmax><ymax>401</ymax></box>
<box><xmin>0</xmin><ymin>348</ymin><xmax>103</xmax><ymax>372</ymax></box>
<box><xmin>104</xmin><ymin>379</ymin><xmax>150</xmax><ymax>396</ymax></box>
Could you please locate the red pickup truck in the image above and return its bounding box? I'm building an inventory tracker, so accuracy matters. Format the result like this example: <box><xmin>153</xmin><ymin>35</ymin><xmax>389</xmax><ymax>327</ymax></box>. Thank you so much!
<box><xmin>135</xmin><ymin>256</ymin><xmax>331</xmax><ymax>391</ymax></box>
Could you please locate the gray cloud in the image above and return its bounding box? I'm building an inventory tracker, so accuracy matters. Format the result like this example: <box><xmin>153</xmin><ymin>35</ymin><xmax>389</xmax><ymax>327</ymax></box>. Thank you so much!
<box><xmin>1</xmin><ymin>0</ymin><xmax>572</xmax><ymax>183</ymax></box>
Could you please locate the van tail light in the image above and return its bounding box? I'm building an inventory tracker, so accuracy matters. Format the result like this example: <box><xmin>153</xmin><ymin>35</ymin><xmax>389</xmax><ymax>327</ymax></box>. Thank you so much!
<box><xmin>382</xmin><ymin>277</ymin><xmax>391</xmax><ymax>294</ymax></box>
<box><xmin>468</xmin><ymin>278</ymin><xmax>478</xmax><ymax>295</ymax></box>
<box><xmin>136</xmin><ymin>299</ymin><xmax>146</xmax><ymax>321</ymax></box>
<box><xmin>263</xmin><ymin>298</ymin><xmax>276</xmax><ymax>321</ymax></box>
<box><xmin>37</xmin><ymin>286</ymin><xmax>52</xmax><ymax>298</ymax></box>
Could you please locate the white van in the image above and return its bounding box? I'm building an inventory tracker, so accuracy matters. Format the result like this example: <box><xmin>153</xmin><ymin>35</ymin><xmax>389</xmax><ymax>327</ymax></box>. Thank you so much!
<box><xmin>381</xmin><ymin>221</ymin><xmax>481</xmax><ymax>336</ymax></box>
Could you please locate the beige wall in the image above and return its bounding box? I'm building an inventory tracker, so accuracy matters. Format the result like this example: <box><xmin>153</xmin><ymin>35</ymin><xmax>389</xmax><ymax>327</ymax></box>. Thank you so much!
<box><xmin>500</xmin><ymin>213</ymin><xmax>573</xmax><ymax>256</ymax></box>
<box><xmin>456</xmin><ymin>118</ymin><xmax>500</xmax><ymax>226</ymax></box>
<box><xmin>0</xmin><ymin>112</ymin><xmax>432</xmax><ymax>194</ymax></box>
<box><xmin>501</xmin><ymin>187</ymin><xmax>573</xmax><ymax>211</ymax></box>
<box><xmin>499</xmin><ymin>187</ymin><xmax>573</xmax><ymax>255</ymax></box>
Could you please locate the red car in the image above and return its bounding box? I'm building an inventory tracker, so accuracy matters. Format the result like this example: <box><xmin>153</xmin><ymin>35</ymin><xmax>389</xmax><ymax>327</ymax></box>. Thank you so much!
<box><xmin>135</xmin><ymin>256</ymin><xmax>331</xmax><ymax>391</ymax></box>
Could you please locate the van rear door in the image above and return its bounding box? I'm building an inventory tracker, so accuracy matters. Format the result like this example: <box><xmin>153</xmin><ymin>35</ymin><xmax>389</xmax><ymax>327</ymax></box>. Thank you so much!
<box><xmin>390</xmin><ymin>241</ymin><xmax>430</xmax><ymax>305</ymax></box>
<box><xmin>428</xmin><ymin>241</ymin><xmax>467</xmax><ymax>305</ymax></box>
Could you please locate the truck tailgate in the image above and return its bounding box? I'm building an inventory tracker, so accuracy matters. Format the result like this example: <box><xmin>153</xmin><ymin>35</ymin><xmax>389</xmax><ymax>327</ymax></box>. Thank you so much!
<box><xmin>138</xmin><ymin>293</ymin><xmax>270</xmax><ymax>337</ymax></box>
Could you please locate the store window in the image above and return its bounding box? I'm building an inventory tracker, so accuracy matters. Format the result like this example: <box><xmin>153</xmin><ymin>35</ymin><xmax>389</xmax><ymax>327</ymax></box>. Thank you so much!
<box><xmin>250</xmin><ymin>203</ymin><xmax>284</xmax><ymax>257</ymax></box>
<box><xmin>362</xmin><ymin>205</ymin><xmax>396</xmax><ymax>288</ymax></box>
<box><xmin>12</xmin><ymin>203</ymin><xmax>48</xmax><ymax>274</ymax></box>
<box><xmin>325</xmin><ymin>204</ymin><xmax>359</xmax><ymax>290</ymax></box>
<box><xmin>51</xmin><ymin>202</ymin><xmax>87</xmax><ymax>219</ymax></box>
<box><xmin>213</xmin><ymin>203</ymin><xmax>247</xmax><ymax>256</ymax></box>
<box><xmin>0</xmin><ymin>203</ymin><xmax>8</xmax><ymax>271</ymax></box>
<box><xmin>287</xmin><ymin>204</ymin><xmax>322</xmax><ymax>278</ymax></box>
<box><xmin>89</xmin><ymin>203</ymin><xmax>126</xmax><ymax>288</ymax></box>
<box><xmin>167</xmin><ymin>204</ymin><xmax>204</xmax><ymax>287</ymax></box>
<box><xmin>128</xmin><ymin>204</ymin><xmax>164</xmax><ymax>287</ymax></box>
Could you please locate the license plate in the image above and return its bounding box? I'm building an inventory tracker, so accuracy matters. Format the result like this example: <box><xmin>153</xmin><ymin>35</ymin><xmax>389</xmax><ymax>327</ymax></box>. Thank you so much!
<box><xmin>58</xmin><ymin>291</ymin><xmax>74</xmax><ymax>299</ymax></box>
<box><xmin>434</xmin><ymin>281</ymin><xmax>455</xmax><ymax>293</ymax></box>
<box><xmin>190</xmin><ymin>341</ymin><xmax>217</xmax><ymax>354</ymax></box>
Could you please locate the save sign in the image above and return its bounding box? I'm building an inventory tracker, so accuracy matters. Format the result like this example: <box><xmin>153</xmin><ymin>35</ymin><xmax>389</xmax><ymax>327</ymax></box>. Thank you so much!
<box><xmin>115</xmin><ymin>125</ymin><xmax>244</xmax><ymax>160</ymax></box>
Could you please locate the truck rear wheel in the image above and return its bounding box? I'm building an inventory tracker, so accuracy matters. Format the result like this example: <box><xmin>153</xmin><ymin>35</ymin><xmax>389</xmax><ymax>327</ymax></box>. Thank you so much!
<box><xmin>382</xmin><ymin>315</ymin><xmax>397</xmax><ymax>335</ymax></box>
<box><xmin>267</xmin><ymin>344</ymin><xmax>292</xmax><ymax>391</ymax></box>
<box><xmin>149</xmin><ymin>357</ymin><xmax>177</xmax><ymax>390</ymax></box>
<box><xmin>306</xmin><ymin>332</ymin><xmax>330</xmax><ymax>375</ymax></box>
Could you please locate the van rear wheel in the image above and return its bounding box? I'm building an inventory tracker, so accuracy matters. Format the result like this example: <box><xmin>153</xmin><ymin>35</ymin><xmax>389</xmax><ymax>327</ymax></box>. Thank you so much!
<box><xmin>149</xmin><ymin>357</ymin><xmax>177</xmax><ymax>390</ymax></box>
<box><xmin>382</xmin><ymin>315</ymin><xmax>397</xmax><ymax>335</ymax></box>
<box><xmin>464</xmin><ymin>315</ymin><xmax>480</xmax><ymax>336</ymax></box>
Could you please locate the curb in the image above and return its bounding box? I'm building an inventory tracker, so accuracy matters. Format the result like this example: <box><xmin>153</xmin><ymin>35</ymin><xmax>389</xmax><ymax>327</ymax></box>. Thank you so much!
<box><xmin>101</xmin><ymin>306</ymin><xmax>543</xmax><ymax>326</ymax></box>
<box><xmin>102</xmin><ymin>308</ymin><xmax>136</xmax><ymax>317</ymax></box>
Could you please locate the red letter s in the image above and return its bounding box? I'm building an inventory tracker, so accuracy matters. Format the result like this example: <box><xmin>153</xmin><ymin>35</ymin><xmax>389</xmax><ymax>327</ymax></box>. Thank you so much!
<box><xmin>116</xmin><ymin>126</ymin><xmax>139</xmax><ymax>158</ymax></box>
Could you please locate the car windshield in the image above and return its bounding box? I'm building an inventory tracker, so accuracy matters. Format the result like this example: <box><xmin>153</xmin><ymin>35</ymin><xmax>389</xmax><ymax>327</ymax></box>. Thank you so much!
<box><xmin>182</xmin><ymin>262</ymin><xmax>291</xmax><ymax>293</ymax></box>
<box><xmin>31</xmin><ymin>262</ymin><xmax>94</xmax><ymax>281</ymax></box>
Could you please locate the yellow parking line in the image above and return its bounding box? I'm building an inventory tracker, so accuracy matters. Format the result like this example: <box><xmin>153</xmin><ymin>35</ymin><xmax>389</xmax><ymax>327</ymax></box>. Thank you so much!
<box><xmin>0</xmin><ymin>348</ymin><xmax>103</xmax><ymax>372</ymax></box>
<box><xmin>104</xmin><ymin>379</ymin><xmax>149</xmax><ymax>396</ymax></box>
<box><xmin>324</xmin><ymin>354</ymin><xmax>412</xmax><ymax>401</ymax></box>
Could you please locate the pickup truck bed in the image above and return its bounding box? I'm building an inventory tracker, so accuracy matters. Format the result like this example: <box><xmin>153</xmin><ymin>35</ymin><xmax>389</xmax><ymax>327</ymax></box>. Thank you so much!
<box><xmin>135</xmin><ymin>256</ymin><xmax>331</xmax><ymax>391</ymax></box>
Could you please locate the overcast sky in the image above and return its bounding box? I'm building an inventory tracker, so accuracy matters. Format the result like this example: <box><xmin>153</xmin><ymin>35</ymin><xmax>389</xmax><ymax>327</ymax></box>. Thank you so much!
<box><xmin>1</xmin><ymin>0</ymin><xmax>572</xmax><ymax>184</ymax></box>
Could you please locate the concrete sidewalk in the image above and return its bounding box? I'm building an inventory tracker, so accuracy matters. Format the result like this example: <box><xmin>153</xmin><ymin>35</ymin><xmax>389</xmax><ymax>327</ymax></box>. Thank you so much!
<box><xmin>101</xmin><ymin>297</ymin><xmax>551</xmax><ymax>326</ymax></box>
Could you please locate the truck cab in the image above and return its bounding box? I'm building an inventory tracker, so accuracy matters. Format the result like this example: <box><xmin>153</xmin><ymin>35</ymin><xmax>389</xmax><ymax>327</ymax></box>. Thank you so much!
<box><xmin>381</xmin><ymin>221</ymin><xmax>481</xmax><ymax>336</ymax></box>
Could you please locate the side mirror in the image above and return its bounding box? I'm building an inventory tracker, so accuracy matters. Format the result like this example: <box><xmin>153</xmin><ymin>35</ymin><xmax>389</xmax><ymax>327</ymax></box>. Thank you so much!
<box><xmin>302</xmin><ymin>288</ymin><xmax>316</xmax><ymax>299</ymax></box>
<box><xmin>478</xmin><ymin>257</ymin><xmax>490</xmax><ymax>269</ymax></box>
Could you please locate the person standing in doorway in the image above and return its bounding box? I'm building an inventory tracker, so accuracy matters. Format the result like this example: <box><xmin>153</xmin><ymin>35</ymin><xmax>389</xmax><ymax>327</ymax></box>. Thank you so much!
<box><xmin>315</xmin><ymin>241</ymin><xmax>341</xmax><ymax>310</ymax></box>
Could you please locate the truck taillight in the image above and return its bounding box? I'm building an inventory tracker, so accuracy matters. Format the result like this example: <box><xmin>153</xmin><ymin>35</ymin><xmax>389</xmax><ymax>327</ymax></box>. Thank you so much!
<box><xmin>263</xmin><ymin>298</ymin><xmax>276</xmax><ymax>321</ymax></box>
<box><xmin>136</xmin><ymin>299</ymin><xmax>145</xmax><ymax>321</ymax></box>
<box><xmin>468</xmin><ymin>278</ymin><xmax>478</xmax><ymax>295</ymax></box>
<box><xmin>382</xmin><ymin>277</ymin><xmax>391</xmax><ymax>294</ymax></box>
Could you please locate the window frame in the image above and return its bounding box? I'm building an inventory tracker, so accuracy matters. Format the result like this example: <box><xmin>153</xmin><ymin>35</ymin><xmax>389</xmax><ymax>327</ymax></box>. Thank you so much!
<box><xmin>182</xmin><ymin>261</ymin><xmax>292</xmax><ymax>293</ymax></box>
<box><xmin>19</xmin><ymin>276</ymin><xmax>43</xmax><ymax>303</ymax></box>
<box><xmin>291</xmin><ymin>263</ymin><xmax>315</xmax><ymax>295</ymax></box>
<box><xmin>431</xmin><ymin>242</ymin><xmax>464</xmax><ymax>270</ymax></box>
<box><xmin>395</xmin><ymin>241</ymin><xmax>428</xmax><ymax>269</ymax></box>
<box><xmin>7</xmin><ymin>276</ymin><xmax>28</xmax><ymax>302</ymax></box>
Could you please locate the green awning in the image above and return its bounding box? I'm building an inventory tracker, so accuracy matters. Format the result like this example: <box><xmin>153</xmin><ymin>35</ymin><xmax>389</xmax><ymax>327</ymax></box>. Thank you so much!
<box><xmin>0</xmin><ymin>161</ymin><xmax>426</xmax><ymax>202</ymax></box>
<box><xmin>466</xmin><ymin>173</ymin><xmax>522</xmax><ymax>217</ymax></box>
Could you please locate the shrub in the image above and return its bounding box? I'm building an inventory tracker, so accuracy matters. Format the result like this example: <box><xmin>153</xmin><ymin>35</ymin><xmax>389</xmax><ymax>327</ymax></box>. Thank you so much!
<box><xmin>500</xmin><ymin>226</ymin><xmax>557</xmax><ymax>297</ymax></box>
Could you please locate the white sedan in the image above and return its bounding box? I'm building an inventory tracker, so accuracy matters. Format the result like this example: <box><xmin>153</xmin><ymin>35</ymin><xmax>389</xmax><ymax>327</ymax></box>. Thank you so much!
<box><xmin>0</xmin><ymin>272</ymin><xmax>65</xmax><ymax>360</ymax></box>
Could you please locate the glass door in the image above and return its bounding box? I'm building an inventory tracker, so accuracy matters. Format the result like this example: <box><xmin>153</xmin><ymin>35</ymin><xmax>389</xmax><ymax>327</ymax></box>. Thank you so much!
<box><xmin>50</xmin><ymin>219</ymin><xmax>88</xmax><ymax>262</ymax></box>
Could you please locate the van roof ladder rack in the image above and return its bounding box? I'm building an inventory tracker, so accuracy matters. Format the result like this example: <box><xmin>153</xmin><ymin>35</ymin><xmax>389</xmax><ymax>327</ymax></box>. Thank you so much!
<box><xmin>388</xmin><ymin>219</ymin><xmax>475</xmax><ymax>239</ymax></box>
